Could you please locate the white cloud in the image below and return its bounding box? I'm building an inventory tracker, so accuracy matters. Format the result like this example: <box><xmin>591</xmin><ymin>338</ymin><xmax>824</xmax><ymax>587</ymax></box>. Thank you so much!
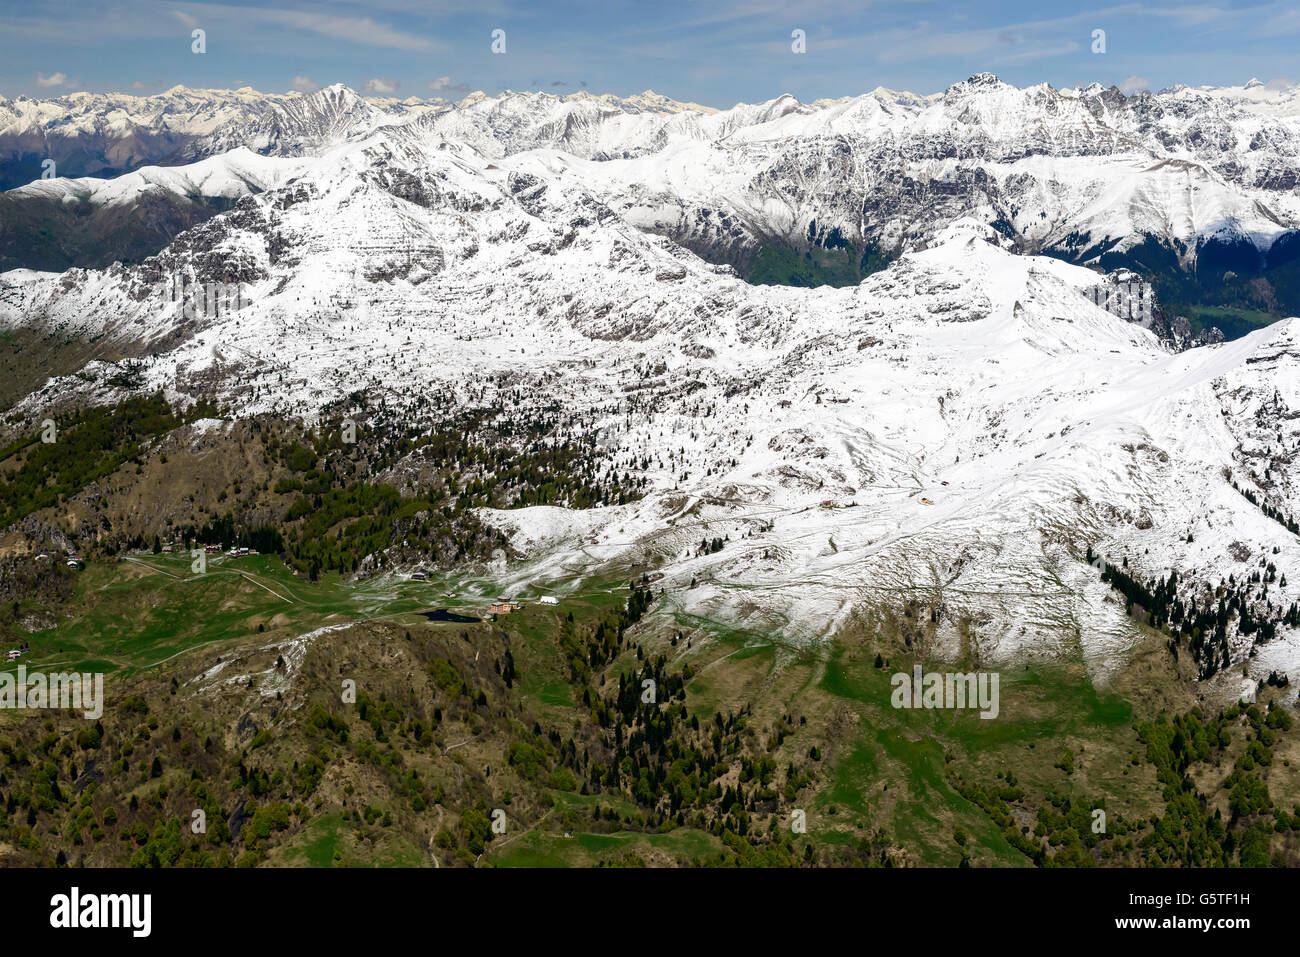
<box><xmin>364</xmin><ymin>77</ymin><xmax>398</xmax><ymax>94</ymax></box>
<box><xmin>171</xmin><ymin>9</ymin><xmax>199</xmax><ymax>29</ymax></box>
<box><xmin>291</xmin><ymin>75</ymin><xmax>321</xmax><ymax>92</ymax></box>
<box><xmin>1118</xmin><ymin>75</ymin><xmax>1150</xmax><ymax>94</ymax></box>
<box><xmin>36</xmin><ymin>71</ymin><xmax>67</xmax><ymax>87</ymax></box>
<box><xmin>131</xmin><ymin>80</ymin><xmax>147</xmax><ymax>89</ymax></box>
<box><xmin>429</xmin><ymin>76</ymin><xmax>471</xmax><ymax>94</ymax></box>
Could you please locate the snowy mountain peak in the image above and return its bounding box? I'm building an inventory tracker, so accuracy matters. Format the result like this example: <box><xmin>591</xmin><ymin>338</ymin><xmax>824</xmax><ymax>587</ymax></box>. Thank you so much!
<box><xmin>952</xmin><ymin>72</ymin><xmax>1007</xmax><ymax>91</ymax></box>
<box><xmin>930</xmin><ymin>217</ymin><xmax>1008</xmax><ymax>248</ymax></box>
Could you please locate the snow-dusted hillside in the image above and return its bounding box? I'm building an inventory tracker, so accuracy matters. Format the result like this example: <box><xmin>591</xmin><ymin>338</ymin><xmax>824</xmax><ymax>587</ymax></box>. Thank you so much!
<box><xmin>2</xmin><ymin>123</ymin><xmax>1296</xmax><ymax>691</ymax></box>
<box><xmin>5</xmin><ymin>147</ymin><xmax>315</xmax><ymax>208</ymax></box>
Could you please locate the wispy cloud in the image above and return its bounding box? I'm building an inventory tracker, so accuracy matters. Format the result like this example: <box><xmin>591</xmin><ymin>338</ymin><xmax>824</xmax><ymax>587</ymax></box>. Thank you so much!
<box><xmin>36</xmin><ymin>71</ymin><xmax>67</xmax><ymax>87</ymax></box>
<box><xmin>1260</xmin><ymin>6</ymin><xmax>1300</xmax><ymax>35</ymax></box>
<box><xmin>174</xmin><ymin>2</ymin><xmax>442</xmax><ymax>52</ymax></box>
<box><xmin>1142</xmin><ymin>3</ymin><xmax>1226</xmax><ymax>27</ymax></box>
<box><xmin>364</xmin><ymin>76</ymin><xmax>398</xmax><ymax>93</ymax></box>
<box><xmin>291</xmin><ymin>74</ymin><xmax>322</xmax><ymax>92</ymax></box>
<box><xmin>759</xmin><ymin>4</ymin><xmax>1239</xmax><ymax>65</ymax></box>
<box><xmin>996</xmin><ymin>41</ymin><xmax>1080</xmax><ymax>64</ymax></box>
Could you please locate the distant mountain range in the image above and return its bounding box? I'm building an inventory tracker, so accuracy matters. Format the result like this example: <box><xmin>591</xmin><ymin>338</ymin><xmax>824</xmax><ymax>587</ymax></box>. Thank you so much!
<box><xmin>3</xmin><ymin>75</ymin><xmax>1299</xmax><ymax>334</ymax></box>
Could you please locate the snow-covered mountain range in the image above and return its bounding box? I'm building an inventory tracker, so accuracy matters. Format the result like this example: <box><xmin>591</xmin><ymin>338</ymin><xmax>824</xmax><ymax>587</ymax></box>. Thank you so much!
<box><xmin>0</xmin><ymin>84</ymin><xmax>447</xmax><ymax>189</ymax></box>
<box><xmin>5</xmin><ymin>76</ymin><xmax>1300</xmax><ymax>291</ymax></box>
<box><xmin>1</xmin><ymin>76</ymin><xmax>1298</xmax><ymax>695</ymax></box>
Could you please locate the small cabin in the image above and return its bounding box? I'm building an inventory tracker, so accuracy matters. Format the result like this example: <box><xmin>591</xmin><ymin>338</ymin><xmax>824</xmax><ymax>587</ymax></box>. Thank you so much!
<box><xmin>539</xmin><ymin>596</ymin><xmax>559</xmax><ymax>606</ymax></box>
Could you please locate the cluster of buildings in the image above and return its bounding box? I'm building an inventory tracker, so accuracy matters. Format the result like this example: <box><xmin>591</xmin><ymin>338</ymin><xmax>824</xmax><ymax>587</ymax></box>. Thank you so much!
<box><xmin>486</xmin><ymin>594</ymin><xmax>560</xmax><ymax>616</ymax></box>
<box><xmin>487</xmin><ymin>597</ymin><xmax>522</xmax><ymax>615</ymax></box>
<box><xmin>403</xmin><ymin>569</ymin><xmax>560</xmax><ymax>616</ymax></box>
<box><xmin>162</xmin><ymin>543</ymin><xmax>259</xmax><ymax>557</ymax></box>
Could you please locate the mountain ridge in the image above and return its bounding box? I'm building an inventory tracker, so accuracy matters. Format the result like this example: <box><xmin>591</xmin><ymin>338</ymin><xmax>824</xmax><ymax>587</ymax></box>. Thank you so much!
<box><xmin>5</xmin><ymin>75</ymin><xmax>1299</xmax><ymax>331</ymax></box>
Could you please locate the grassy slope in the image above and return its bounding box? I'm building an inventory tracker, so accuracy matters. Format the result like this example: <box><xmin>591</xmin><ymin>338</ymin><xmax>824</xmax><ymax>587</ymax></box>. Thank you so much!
<box><xmin>2</xmin><ymin>551</ymin><xmax>1294</xmax><ymax>868</ymax></box>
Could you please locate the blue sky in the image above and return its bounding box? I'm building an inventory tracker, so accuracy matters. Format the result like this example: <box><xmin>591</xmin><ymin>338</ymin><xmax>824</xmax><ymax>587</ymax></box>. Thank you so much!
<box><xmin>0</xmin><ymin>0</ymin><xmax>1297</xmax><ymax>105</ymax></box>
